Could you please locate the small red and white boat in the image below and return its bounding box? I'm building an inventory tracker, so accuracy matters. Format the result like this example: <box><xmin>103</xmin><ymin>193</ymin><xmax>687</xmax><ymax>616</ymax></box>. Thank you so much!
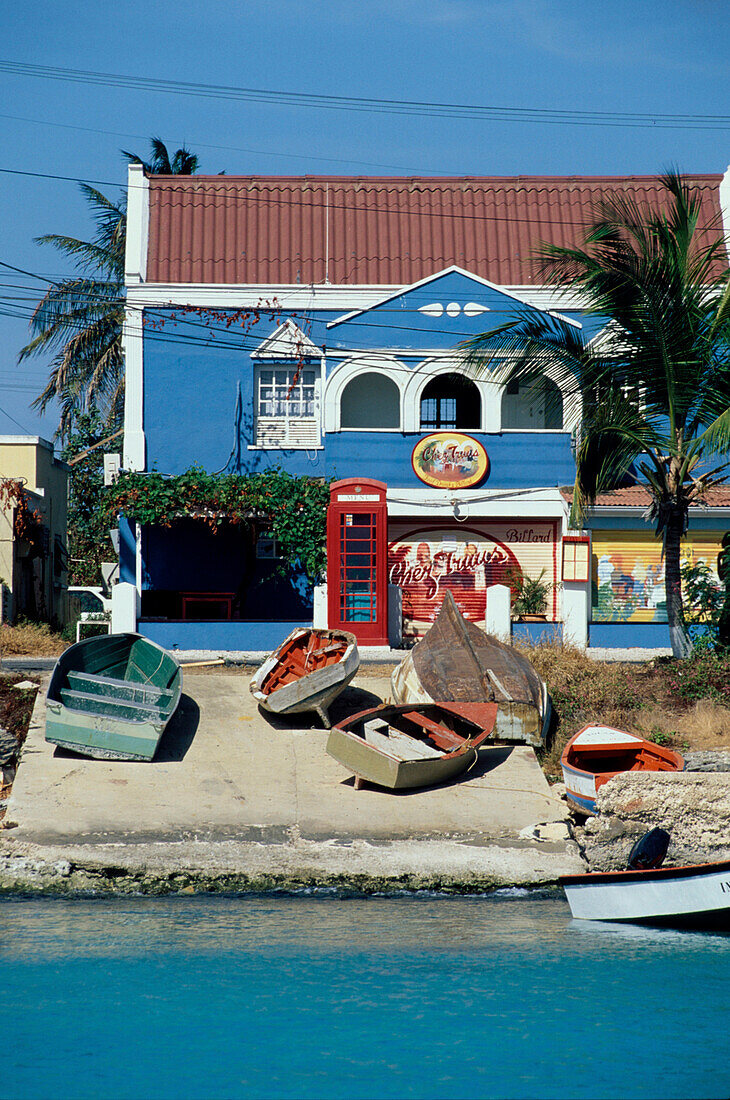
<box><xmin>560</xmin><ymin>725</ymin><xmax>684</xmax><ymax>815</ymax></box>
<box><xmin>561</xmin><ymin>860</ymin><xmax>730</xmax><ymax>926</ymax></box>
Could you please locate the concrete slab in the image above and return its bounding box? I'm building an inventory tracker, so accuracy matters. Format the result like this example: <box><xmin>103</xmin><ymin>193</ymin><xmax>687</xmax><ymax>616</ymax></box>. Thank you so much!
<box><xmin>3</xmin><ymin>668</ymin><xmax>582</xmax><ymax>889</ymax></box>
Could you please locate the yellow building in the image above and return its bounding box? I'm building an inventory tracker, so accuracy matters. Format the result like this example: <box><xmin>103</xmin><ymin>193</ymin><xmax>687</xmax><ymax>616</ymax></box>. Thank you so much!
<box><xmin>0</xmin><ymin>437</ymin><xmax>69</xmax><ymax>625</ymax></box>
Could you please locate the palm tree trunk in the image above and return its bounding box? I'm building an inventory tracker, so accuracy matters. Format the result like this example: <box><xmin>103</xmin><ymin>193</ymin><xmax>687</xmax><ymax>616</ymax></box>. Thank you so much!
<box><xmin>665</xmin><ymin>508</ymin><xmax>692</xmax><ymax>658</ymax></box>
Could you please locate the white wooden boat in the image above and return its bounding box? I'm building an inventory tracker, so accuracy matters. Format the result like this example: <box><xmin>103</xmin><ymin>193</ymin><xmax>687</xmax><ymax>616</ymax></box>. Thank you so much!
<box><xmin>561</xmin><ymin>725</ymin><xmax>684</xmax><ymax>815</ymax></box>
<box><xmin>326</xmin><ymin>701</ymin><xmax>499</xmax><ymax>790</ymax></box>
<box><xmin>250</xmin><ymin>627</ymin><xmax>359</xmax><ymax>727</ymax></box>
<box><xmin>561</xmin><ymin>860</ymin><xmax>730</xmax><ymax>927</ymax></box>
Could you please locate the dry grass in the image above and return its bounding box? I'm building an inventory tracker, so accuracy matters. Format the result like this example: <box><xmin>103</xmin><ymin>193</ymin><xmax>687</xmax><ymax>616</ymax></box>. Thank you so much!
<box><xmin>0</xmin><ymin>621</ymin><xmax>68</xmax><ymax>657</ymax></box>
<box><xmin>516</xmin><ymin>639</ymin><xmax>730</xmax><ymax>780</ymax></box>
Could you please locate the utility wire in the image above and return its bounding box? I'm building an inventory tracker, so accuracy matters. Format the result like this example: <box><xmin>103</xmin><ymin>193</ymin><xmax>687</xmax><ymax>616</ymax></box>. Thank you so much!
<box><xmin>1</xmin><ymin>59</ymin><xmax>730</xmax><ymax>130</ymax></box>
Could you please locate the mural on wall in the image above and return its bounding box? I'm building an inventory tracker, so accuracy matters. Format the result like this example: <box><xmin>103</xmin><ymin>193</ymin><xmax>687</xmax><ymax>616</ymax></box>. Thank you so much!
<box><xmin>388</xmin><ymin>521</ymin><xmax>558</xmax><ymax>637</ymax></box>
<box><xmin>591</xmin><ymin>532</ymin><xmax>725</xmax><ymax>622</ymax></box>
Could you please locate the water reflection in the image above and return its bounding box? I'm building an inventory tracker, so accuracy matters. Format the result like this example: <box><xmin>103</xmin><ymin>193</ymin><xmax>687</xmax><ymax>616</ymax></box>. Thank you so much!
<box><xmin>2</xmin><ymin>892</ymin><xmax>728</xmax><ymax>960</ymax></box>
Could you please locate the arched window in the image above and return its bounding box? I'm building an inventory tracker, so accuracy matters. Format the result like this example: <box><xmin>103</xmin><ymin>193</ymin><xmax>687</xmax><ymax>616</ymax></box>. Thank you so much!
<box><xmin>419</xmin><ymin>373</ymin><xmax>481</xmax><ymax>431</ymax></box>
<box><xmin>340</xmin><ymin>372</ymin><xmax>400</xmax><ymax>428</ymax></box>
<box><xmin>501</xmin><ymin>376</ymin><xmax>563</xmax><ymax>430</ymax></box>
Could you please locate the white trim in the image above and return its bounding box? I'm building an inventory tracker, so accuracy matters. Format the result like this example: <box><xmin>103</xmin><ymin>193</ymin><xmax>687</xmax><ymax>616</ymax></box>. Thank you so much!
<box><xmin>247</xmin><ymin>445</ymin><xmax>325</xmax><ymax>451</ymax></box>
<box><xmin>326</xmin><ymin>265</ymin><xmax>584</xmax><ymax>330</ymax></box>
<box><xmin>386</xmin><ymin>486</ymin><xmax>568</xmax><ymax>520</ymax></box>
<box><xmin>125</xmin><ymin>279</ymin><xmax>590</xmax><ymax>315</ymax></box>
<box><xmin>324</xmin><ymin>355</ymin><xmax>407</xmax><ymax>433</ymax></box>
<box><xmin>124</xmin><ymin>164</ymin><xmax>149</xmax><ymax>285</ymax></box>
<box><xmin>135</xmin><ymin>522</ymin><xmax>143</xmax><ymax>600</ymax></box>
<box><xmin>122</xmin><ymin>308</ymin><xmax>145</xmax><ymax>470</ymax></box>
<box><xmin>251</xmin><ymin>319</ymin><xmax>321</xmax><ymax>359</ymax></box>
<box><xmin>125</xmin><ymin>284</ymin><xmax>402</xmax><ymax>310</ymax></box>
<box><xmin>720</xmin><ymin>165</ymin><xmax>730</xmax><ymax>258</ymax></box>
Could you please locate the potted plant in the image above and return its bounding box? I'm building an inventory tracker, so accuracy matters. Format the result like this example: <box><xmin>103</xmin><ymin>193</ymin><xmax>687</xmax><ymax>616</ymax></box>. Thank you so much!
<box><xmin>509</xmin><ymin>569</ymin><xmax>555</xmax><ymax>621</ymax></box>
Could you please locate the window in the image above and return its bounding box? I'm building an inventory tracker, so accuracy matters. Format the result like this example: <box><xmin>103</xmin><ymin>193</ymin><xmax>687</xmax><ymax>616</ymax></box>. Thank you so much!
<box><xmin>419</xmin><ymin>373</ymin><xmax>481</xmax><ymax>430</ymax></box>
<box><xmin>340</xmin><ymin>372</ymin><xmax>400</xmax><ymax>428</ymax></box>
<box><xmin>256</xmin><ymin>531</ymin><xmax>282</xmax><ymax>559</ymax></box>
<box><xmin>256</xmin><ymin>366</ymin><xmax>319</xmax><ymax>447</ymax></box>
<box><xmin>502</xmin><ymin>376</ymin><xmax>563</xmax><ymax>430</ymax></box>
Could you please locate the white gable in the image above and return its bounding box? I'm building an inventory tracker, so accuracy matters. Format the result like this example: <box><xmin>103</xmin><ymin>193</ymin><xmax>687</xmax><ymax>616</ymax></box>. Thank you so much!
<box><xmin>251</xmin><ymin>320</ymin><xmax>321</xmax><ymax>360</ymax></box>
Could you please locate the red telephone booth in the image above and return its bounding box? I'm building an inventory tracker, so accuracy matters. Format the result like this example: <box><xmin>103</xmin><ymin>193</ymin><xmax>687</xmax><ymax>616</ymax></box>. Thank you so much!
<box><xmin>327</xmin><ymin>478</ymin><xmax>388</xmax><ymax>645</ymax></box>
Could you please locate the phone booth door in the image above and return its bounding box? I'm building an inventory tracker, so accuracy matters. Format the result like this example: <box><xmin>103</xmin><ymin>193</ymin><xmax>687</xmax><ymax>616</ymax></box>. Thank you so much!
<box><xmin>327</xmin><ymin>478</ymin><xmax>388</xmax><ymax>645</ymax></box>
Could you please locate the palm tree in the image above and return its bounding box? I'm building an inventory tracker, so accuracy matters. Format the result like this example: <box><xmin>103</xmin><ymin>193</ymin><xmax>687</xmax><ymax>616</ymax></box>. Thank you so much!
<box><xmin>122</xmin><ymin>136</ymin><xmax>199</xmax><ymax>175</ymax></box>
<box><xmin>462</xmin><ymin>172</ymin><xmax>730</xmax><ymax>658</ymax></box>
<box><xmin>21</xmin><ymin>140</ymin><xmax>199</xmax><ymax>439</ymax></box>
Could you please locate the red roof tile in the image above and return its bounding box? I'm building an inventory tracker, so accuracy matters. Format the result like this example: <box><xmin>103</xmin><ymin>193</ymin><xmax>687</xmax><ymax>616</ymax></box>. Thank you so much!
<box><xmin>145</xmin><ymin>173</ymin><xmax>725</xmax><ymax>286</ymax></box>
<box><xmin>560</xmin><ymin>486</ymin><xmax>730</xmax><ymax>508</ymax></box>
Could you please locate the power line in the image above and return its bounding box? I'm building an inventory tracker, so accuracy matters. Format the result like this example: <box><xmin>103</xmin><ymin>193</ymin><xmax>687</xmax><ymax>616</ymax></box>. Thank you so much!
<box><xmin>1</xmin><ymin>59</ymin><xmax>730</xmax><ymax>130</ymax></box>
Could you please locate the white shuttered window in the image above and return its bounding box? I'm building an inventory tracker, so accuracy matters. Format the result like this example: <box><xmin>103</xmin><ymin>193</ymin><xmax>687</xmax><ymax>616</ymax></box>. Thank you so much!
<box><xmin>256</xmin><ymin>367</ymin><xmax>320</xmax><ymax>447</ymax></box>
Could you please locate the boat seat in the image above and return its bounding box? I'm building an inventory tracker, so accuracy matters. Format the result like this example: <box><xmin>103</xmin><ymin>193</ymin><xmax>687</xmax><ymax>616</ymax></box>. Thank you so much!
<box><xmin>59</xmin><ymin>689</ymin><xmax>166</xmax><ymax>722</ymax></box>
<box><xmin>363</xmin><ymin>721</ymin><xmax>442</xmax><ymax>760</ymax></box>
<box><xmin>66</xmin><ymin>671</ymin><xmax>172</xmax><ymax>707</ymax></box>
<box><xmin>400</xmin><ymin>711</ymin><xmax>463</xmax><ymax>750</ymax></box>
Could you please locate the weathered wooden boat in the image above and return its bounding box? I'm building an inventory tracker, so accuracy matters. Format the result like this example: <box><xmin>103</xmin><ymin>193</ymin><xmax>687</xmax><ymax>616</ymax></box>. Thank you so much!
<box><xmin>326</xmin><ymin>700</ymin><xmax>499</xmax><ymax>790</ymax></box>
<box><xmin>45</xmin><ymin>633</ymin><xmax>182</xmax><ymax>761</ymax></box>
<box><xmin>561</xmin><ymin>725</ymin><xmax>685</xmax><ymax>816</ymax></box>
<box><xmin>561</xmin><ymin>859</ymin><xmax>730</xmax><ymax>927</ymax></box>
<box><xmin>250</xmin><ymin>627</ymin><xmax>359</xmax><ymax>727</ymax></box>
<box><xmin>391</xmin><ymin>591</ymin><xmax>550</xmax><ymax>746</ymax></box>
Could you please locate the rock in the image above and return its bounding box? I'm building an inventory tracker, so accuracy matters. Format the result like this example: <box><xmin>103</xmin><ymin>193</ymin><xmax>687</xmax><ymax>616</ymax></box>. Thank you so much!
<box><xmin>683</xmin><ymin>751</ymin><xmax>730</xmax><ymax>772</ymax></box>
<box><xmin>12</xmin><ymin>681</ymin><xmax>37</xmax><ymax>691</ymax></box>
<box><xmin>0</xmin><ymin>728</ymin><xmax>18</xmax><ymax>767</ymax></box>
<box><xmin>519</xmin><ymin>821</ymin><xmax>571</xmax><ymax>842</ymax></box>
<box><xmin>577</xmin><ymin>772</ymin><xmax>730</xmax><ymax>870</ymax></box>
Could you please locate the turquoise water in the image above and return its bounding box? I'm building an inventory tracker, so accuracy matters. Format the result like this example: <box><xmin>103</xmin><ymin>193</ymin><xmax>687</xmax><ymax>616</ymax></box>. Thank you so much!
<box><xmin>0</xmin><ymin>891</ymin><xmax>728</xmax><ymax>1100</ymax></box>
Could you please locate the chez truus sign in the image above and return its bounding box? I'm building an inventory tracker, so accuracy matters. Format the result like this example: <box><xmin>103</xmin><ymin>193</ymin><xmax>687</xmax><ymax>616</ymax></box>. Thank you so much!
<box><xmin>411</xmin><ymin>432</ymin><xmax>489</xmax><ymax>489</ymax></box>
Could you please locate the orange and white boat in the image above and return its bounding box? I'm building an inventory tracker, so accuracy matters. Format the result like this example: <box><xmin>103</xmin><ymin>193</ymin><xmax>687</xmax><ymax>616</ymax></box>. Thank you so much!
<box><xmin>250</xmin><ymin>627</ymin><xmax>359</xmax><ymax>727</ymax></box>
<box><xmin>561</xmin><ymin>725</ymin><xmax>684</xmax><ymax>815</ymax></box>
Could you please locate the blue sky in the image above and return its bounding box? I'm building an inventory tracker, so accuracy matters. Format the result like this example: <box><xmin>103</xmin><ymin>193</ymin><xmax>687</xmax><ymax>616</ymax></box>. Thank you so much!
<box><xmin>0</xmin><ymin>0</ymin><xmax>728</xmax><ymax>443</ymax></box>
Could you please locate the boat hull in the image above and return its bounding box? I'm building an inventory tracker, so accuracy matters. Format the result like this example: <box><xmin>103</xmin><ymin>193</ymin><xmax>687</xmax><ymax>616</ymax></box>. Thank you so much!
<box><xmin>390</xmin><ymin>592</ymin><xmax>550</xmax><ymax>747</ymax></box>
<box><xmin>327</xmin><ymin>701</ymin><xmax>499</xmax><ymax>791</ymax></box>
<box><xmin>561</xmin><ymin>861</ymin><xmax>730</xmax><ymax>925</ymax></box>
<box><xmin>326</xmin><ymin>724</ymin><xmax>478</xmax><ymax>789</ymax></box>
<box><xmin>560</xmin><ymin>725</ymin><xmax>685</xmax><ymax>816</ymax></box>
<box><xmin>45</xmin><ymin>633</ymin><xmax>181</xmax><ymax>762</ymax></box>
<box><xmin>251</xmin><ymin>628</ymin><xmax>359</xmax><ymax>727</ymax></box>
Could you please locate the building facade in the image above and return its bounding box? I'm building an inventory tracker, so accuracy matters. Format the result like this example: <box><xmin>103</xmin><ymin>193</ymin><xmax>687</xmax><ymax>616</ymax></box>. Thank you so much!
<box><xmin>120</xmin><ymin>168</ymin><xmax>730</xmax><ymax>651</ymax></box>
<box><xmin>0</xmin><ymin>436</ymin><xmax>68</xmax><ymax>625</ymax></box>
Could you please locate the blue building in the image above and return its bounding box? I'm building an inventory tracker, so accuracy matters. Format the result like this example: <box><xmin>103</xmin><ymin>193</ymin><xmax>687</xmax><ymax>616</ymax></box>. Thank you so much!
<box><xmin>120</xmin><ymin>168</ymin><xmax>730</xmax><ymax>652</ymax></box>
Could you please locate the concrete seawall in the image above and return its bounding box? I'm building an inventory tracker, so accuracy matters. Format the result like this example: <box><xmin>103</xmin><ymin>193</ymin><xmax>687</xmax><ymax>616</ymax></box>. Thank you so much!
<box><xmin>0</xmin><ymin>670</ymin><xmax>584</xmax><ymax>894</ymax></box>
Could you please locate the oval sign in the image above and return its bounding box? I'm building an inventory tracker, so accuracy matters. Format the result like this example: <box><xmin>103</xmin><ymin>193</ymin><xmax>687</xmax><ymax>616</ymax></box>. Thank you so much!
<box><xmin>411</xmin><ymin>432</ymin><xmax>489</xmax><ymax>489</ymax></box>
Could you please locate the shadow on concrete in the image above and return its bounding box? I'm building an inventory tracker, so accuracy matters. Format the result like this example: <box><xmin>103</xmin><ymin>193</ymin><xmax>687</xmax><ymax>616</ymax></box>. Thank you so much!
<box><xmin>255</xmin><ymin>684</ymin><xmax>386</xmax><ymax>731</ymax></box>
<box><xmin>51</xmin><ymin>694</ymin><xmax>200</xmax><ymax>763</ymax></box>
<box><xmin>155</xmin><ymin>694</ymin><xmax>200</xmax><ymax>761</ymax></box>
<box><xmin>338</xmin><ymin>744</ymin><xmax>515</xmax><ymax>795</ymax></box>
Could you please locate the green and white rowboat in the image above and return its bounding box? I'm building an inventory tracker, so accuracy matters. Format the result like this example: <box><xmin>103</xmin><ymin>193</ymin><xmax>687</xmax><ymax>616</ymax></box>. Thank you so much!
<box><xmin>46</xmin><ymin>633</ymin><xmax>182</xmax><ymax>761</ymax></box>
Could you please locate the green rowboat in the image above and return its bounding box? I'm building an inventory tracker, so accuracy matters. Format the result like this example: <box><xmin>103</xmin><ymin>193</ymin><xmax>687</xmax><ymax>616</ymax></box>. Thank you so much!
<box><xmin>46</xmin><ymin>633</ymin><xmax>182</xmax><ymax>761</ymax></box>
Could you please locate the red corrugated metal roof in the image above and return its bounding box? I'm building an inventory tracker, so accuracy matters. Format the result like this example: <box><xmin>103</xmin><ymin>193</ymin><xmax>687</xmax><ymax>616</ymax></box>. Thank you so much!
<box><xmin>146</xmin><ymin>173</ymin><xmax>725</xmax><ymax>286</ymax></box>
<box><xmin>560</xmin><ymin>486</ymin><xmax>730</xmax><ymax>508</ymax></box>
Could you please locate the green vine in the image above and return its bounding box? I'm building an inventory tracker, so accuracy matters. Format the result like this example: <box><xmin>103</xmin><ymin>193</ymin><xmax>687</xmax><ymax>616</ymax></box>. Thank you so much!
<box><xmin>104</xmin><ymin>466</ymin><xmax>331</xmax><ymax>581</ymax></box>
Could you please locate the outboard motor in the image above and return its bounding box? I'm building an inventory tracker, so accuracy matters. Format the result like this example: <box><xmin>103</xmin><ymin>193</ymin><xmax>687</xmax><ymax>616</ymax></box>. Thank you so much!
<box><xmin>627</xmin><ymin>828</ymin><xmax>671</xmax><ymax>870</ymax></box>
